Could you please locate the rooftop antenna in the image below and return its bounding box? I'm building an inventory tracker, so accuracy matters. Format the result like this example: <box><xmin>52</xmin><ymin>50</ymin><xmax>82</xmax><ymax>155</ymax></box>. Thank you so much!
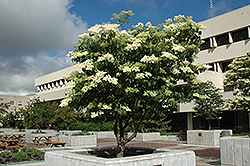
<box><xmin>210</xmin><ymin>0</ymin><xmax>213</xmax><ymax>18</ymax></box>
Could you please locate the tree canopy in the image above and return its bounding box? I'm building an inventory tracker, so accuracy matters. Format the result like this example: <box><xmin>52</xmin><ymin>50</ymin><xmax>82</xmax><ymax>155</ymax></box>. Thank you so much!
<box><xmin>61</xmin><ymin>11</ymin><xmax>208</xmax><ymax>157</ymax></box>
<box><xmin>224</xmin><ymin>51</ymin><xmax>250</xmax><ymax>111</ymax></box>
<box><xmin>193</xmin><ymin>81</ymin><xmax>224</xmax><ymax>130</ymax></box>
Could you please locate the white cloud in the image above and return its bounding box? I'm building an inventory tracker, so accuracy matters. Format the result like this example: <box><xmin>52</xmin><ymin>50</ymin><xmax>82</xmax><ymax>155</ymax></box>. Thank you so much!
<box><xmin>0</xmin><ymin>0</ymin><xmax>88</xmax><ymax>95</ymax></box>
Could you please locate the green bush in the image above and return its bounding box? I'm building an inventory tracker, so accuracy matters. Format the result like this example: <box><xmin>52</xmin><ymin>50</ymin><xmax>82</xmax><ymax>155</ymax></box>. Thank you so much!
<box><xmin>71</xmin><ymin>131</ymin><xmax>91</xmax><ymax>136</ymax></box>
<box><xmin>21</xmin><ymin>147</ymin><xmax>41</xmax><ymax>155</ymax></box>
<box><xmin>12</xmin><ymin>151</ymin><xmax>28</xmax><ymax>162</ymax></box>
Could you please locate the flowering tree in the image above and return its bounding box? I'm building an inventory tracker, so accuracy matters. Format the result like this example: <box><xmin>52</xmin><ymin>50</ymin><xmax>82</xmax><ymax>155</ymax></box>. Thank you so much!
<box><xmin>224</xmin><ymin>51</ymin><xmax>250</xmax><ymax>111</ymax></box>
<box><xmin>193</xmin><ymin>81</ymin><xmax>224</xmax><ymax>130</ymax></box>
<box><xmin>61</xmin><ymin>11</ymin><xmax>208</xmax><ymax>157</ymax></box>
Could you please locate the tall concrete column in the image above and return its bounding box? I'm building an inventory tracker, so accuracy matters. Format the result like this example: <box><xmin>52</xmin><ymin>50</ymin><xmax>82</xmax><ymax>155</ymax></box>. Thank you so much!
<box><xmin>187</xmin><ymin>112</ymin><xmax>193</xmax><ymax>130</ymax></box>
<box><xmin>249</xmin><ymin>112</ymin><xmax>250</xmax><ymax>132</ymax></box>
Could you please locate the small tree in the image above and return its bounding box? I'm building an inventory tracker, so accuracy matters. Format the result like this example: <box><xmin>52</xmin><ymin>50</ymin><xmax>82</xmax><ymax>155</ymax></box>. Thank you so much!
<box><xmin>21</xmin><ymin>97</ymin><xmax>56</xmax><ymax>132</ymax></box>
<box><xmin>51</xmin><ymin>105</ymin><xmax>79</xmax><ymax>130</ymax></box>
<box><xmin>0</xmin><ymin>98</ymin><xmax>9</xmax><ymax>126</ymax></box>
<box><xmin>224</xmin><ymin>51</ymin><xmax>250</xmax><ymax>111</ymax></box>
<box><xmin>61</xmin><ymin>11</ymin><xmax>208</xmax><ymax>157</ymax></box>
<box><xmin>193</xmin><ymin>81</ymin><xmax>224</xmax><ymax>130</ymax></box>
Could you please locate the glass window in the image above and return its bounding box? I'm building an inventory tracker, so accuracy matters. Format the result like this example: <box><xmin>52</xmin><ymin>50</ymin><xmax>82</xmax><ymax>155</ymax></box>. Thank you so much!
<box><xmin>10</xmin><ymin>101</ymin><xmax>14</xmax><ymax>106</ymax></box>
<box><xmin>232</xmin><ymin>28</ymin><xmax>248</xmax><ymax>42</ymax></box>
<box><xmin>200</xmin><ymin>38</ymin><xmax>211</xmax><ymax>50</ymax></box>
<box><xmin>18</xmin><ymin>101</ymin><xmax>23</xmax><ymax>106</ymax></box>
<box><xmin>222</xmin><ymin>61</ymin><xmax>232</xmax><ymax>73</ymax></box>
<box><xmin>216</xmin><ymin>33</ymin><xmax>229</xmax><ymax>46</ymax></box>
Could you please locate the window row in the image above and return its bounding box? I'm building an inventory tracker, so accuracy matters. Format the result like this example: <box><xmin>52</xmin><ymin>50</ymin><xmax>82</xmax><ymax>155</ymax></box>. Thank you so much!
<box><xmin>9</xmin><ymin>100</ymin><xmax>29</xmax><ymax>107</ymax></box>
<box><xmin>37</xmin><ymin>79</ymin><xmax>67</xmax><ymax>92</ymax></box>
<box><xmin>201</xmin><ymin>27</ymin><xmax>250</xmax><ymax>50</ymax></box>
<box><xmin>207</xmin><ymin>60</ymin><xmax>232</xmax><ymax>73</ymax></box>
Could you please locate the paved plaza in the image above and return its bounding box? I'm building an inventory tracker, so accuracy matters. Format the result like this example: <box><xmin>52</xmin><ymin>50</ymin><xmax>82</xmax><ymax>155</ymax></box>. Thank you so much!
<box><xmin>15</xmin><ymin>138</ymin><xmax>221</xmax><ymax>166</ymax></box>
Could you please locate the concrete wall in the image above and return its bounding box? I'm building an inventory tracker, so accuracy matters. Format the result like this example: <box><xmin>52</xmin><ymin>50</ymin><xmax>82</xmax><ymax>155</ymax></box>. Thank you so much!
<box><xmin>128</xmin><ymin>132</ymin><xmax>161</xmax><ymax>142</ymax></box>
<box><xmin>220</xmin><ymin>137</ymin><xmax>250</xmax><ymax>166</ymax></box>
<box><xmin>89</xmin><ymin>131</ymin><xmax>115</xmax><ymax>139</ymax></box>
<box><xmin>58</xmin><ymin>135</ymin><xmax>96</xmax><ymax>147</ymax></box>
<box><xmin>187</xmin><ymin>130</ymin><xmax>232</xmax><ymax>146</ymax></box>
<box><xmin>45</xmin><ymin>149</ymin><xmax>195</xmax><ymax>166</ymax></box>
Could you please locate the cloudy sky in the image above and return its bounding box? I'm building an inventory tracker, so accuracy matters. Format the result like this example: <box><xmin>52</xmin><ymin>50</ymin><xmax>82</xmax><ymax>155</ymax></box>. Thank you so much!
<box><xmin>0</xmin><ymin>0</ymin><xmax>249</xmax><ymax>96</ymax></box>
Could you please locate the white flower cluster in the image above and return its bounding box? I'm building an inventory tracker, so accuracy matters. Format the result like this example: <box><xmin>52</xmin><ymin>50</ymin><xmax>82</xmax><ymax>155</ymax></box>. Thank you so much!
<box><xmin>135</xmin><ymin>72</ymin><xmax>152</xmax><ymax>79</ymax></box>
<box><xmin>75</xmin><ymin>59</ymin><xmax>94</xmax><ymax>71</ymax></box>
<box><xmin>161</xmin><ymin>52</ymin><xmax>177</xmax><ymax>59</ymax></box>
<box><xmin>140</xmin><ymin>54</ymin><xmax>159</xmax><ymax>63</ymax></box>
<box><xmin>91</xmin><ymin>111</ymin><xmax>104</xmax><ymax>118</ymax></box>
<box><xmin>120</xmin><ymin>105</ymin><xmax>132</xmax><ymax>112</ymax></box>
<box><xmin>125</xmin><ymin>38</ymin><xmax>142</xmax><ymax>51</ymax></box>
<box><xmin>59</xmin><ymin>98</ymin><xmax>72</xmax><ymax>107</ymax></box>
<box><xmin>125</xmin><ymin>87</ymin><xmax>139</xmax><ymax>94</ymax></box>
<box><xmin>103</xmin><ymin>75</ymin><xmax>118</xmax><ymax>85</ymax></box>
<box><xmin>66</xmin><ymin>81</ymin><xmax>75</xmax><ymax>88</ymax></box>
<box><xmin>180</xmin><ymin>66</ymin><xmax>193</xmax><ymax>73</ymax></box>
<box><xmin>88</xmin><ymin>24</ymin><xmax>102</xmax><ymax>34</ymax></box>
<box><xmin>163</xmin><ymin>23</ymin><xmax>177</xmax><ymax>31</ymax></box>
<box><xmin>97</xmin><ymin>53</ymin><xmax>115</xmax><ymax>62</ymax></box>
<box><xmin>143</xmin><ymin>91</ymin><xmax>157</xmax><ymax>97</ymax></box>
<box><xmin>122</xmin><ymin>65</ymin><xmax>140</xmax><ymax>73</ymax></box>
<box><xmin>172</xmin><ymin>44</ymin><xmax>185</xmax><ymax>52</ymax></box>
<box><xmin>173</xmin><ymin>68</ymin><xmax>181</xmax><ymax>74</ymax></box>
<box><xmin>102</xmin><ymin>24</ymin><xmax>120</xmax><ymax>32</ymax></box>
<box><xmin>98</xmin><ymin>103</ymin><xmax>112</xmax><ymax>110</ymax></box>
<box><xmin>78</xmin><ymin>33</ymin><xmax>89</xmax><ymax>39</ymax></box>
<box><xmin>67</xmin><ymin>51</ymin><xmax>88</xmax><ymax>59</ymax></box>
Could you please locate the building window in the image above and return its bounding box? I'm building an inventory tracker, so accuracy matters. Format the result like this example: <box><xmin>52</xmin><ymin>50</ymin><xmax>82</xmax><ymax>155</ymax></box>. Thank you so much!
<box><xmin>221</xmin><ymin>61</ymin><xmax>232</xmax><ymax>73</ymax></box>
<box><xmin>18</xmin><ymin>101</ymin><xmax>23</xmax><ymax>106</ymax></box>
<box><xmin>207</xmin><ymin>63</ymin><xmax>215</xmax><ymax>71</ymax></box>
<box><xmin>10</xmin><ymin>101</ymin><xmax>14</xmax><ymax>106</ymax></box>
<box><xmin>232</xmin><ymin>28</ymin><xmax>248</xmax><ymax>42</ymax></box>
<box><xmin>216</xmin><ymin>33</ymin><xmax>229</xmax><ymax>46</ymax></box>
<box><xmin>25</xmin><ymin>101</ymin><xmax>30</xmax><ymax>105</ymax></box>
<box><xmin>200</xmin><ymin>38</ymin><xmax>211</xmax><ymax>50</ymax></box>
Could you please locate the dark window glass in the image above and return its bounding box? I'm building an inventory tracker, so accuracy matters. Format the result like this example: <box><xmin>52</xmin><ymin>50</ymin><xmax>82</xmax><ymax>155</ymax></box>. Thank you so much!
<box><xmin>216</xmin><ymin>34</ymin><xmax>229</xmax><ymax>46</ymax></box>
<box><xmin>222</xmin><ymin>61</ymin><xmax>232</xmax><ymax>73</ymax></box>
<box><xmin>232</xmin><ymin>28</ymin><xmax>248</xmax><ymax>42</ymax></box>
<box><xmin>208</xmin><ymin>63</ymin><xmax>215</xmax><ymax>71</ymax></box>
<box><xmin>200</xmin><ymin>38</ymin><xmax>210</xmax><ymax>50</ymax></box>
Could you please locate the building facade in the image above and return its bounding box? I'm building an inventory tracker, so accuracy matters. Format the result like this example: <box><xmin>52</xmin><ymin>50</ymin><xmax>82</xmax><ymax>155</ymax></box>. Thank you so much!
<box><xmin>35</xmin><ymin>5</ymin><xmax>250</xmax><ymax>132</ymax></box>
<box><xmin>0</xmin><ymin>94</ymin><xmax>35</xmax><ymax>112</ymax></box>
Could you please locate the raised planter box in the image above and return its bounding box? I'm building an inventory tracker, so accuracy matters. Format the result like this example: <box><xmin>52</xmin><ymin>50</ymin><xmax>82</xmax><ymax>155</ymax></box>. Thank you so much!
<box><xmin>161</xmin><ymin>135</ymin><xmax>179</xmax><ymax>141</ymax></box>
<box><xmin>187</xmin><ymin>130</ymin><xmax>232</xmax><ymax>146</ymax></box>
<box><xmin>89</xmin><ymin>131</ymin><xmax>115</xmax><ymax>139</ymax></box>
<box><xmin>220</xmin><ymin>137</ymin><xmax>250</xmax><ymax>166</ymax></box>
<box><xmin>58</xmin><ymin>135</ymin><xmax>96</xmax><ymax>147</ymax></box>
<box><xmin>128</xmin><ymin>132</ymin><xmax>160</xmax><ymax>142</ymax></box>
<box><xmin>58</xmin><ymin>130</ymin><xmax>82</xmax><ymax>136</ymax></box>
<box><xmin>45</xmin><ymin>148</ymin><xmax>195</xmax><ymax>166</ymax></box>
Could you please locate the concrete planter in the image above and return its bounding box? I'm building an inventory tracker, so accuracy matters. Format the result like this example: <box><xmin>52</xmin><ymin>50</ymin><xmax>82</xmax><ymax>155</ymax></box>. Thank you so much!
<box><xmin>58</xmin><ymin>130</ymin><xmax>82</xmax><ymax>136</ymax></box>
<box><xmin>187</xmin><ymin>130</ymin><xmax>232</xmax><ymax>146</ymax></box>
<box><xmin>58</xmin><ymin>135</ymin><xmax>96</xmax><ymax>147</ymax></box>
<box><xmin>128</xmin><ymin>132</ymin><xmax>161</xmax><ymax>142</ymax></box>
<box><xmin>161</xmin><ymin>135</ymin><xmax>179</xmax><ymax>141</ymax></box>
<box><xmin>89</xmin><ymin>131</ymin><xmax>115</xmax><ymax>139</ymax></box>
<box><xmin>45</xmin><ymin>148</ymin><xmax>195</xmax><ymax>166</ymax></box>
<box><xmin>220</xmin><ymin>137</ymin><xmax>250</xmax><ymax>166</ymax></box>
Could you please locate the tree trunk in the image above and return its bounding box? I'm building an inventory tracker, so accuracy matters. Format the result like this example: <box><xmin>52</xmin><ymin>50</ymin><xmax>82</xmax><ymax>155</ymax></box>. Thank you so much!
<box><xmin>208</xmin><ymin>121</ymin><xmax>212</xmax><ymax>130</ymax></box>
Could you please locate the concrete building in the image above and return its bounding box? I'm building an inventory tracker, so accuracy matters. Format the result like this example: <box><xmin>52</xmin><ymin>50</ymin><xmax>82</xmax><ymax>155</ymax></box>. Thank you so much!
<box><xmin>35</xmin><ymin>5</ymin><xmax>250</xmax><ymax>132</ymax></box>
<box><xmin>0</xmin><ymin>94</ymin><xmax>35</xmax><ymax>112</ymax></box>
<box><xmin>178</xmin><ymin>5</ymin><xmax>250</xmax><ymax>132</ymax></box>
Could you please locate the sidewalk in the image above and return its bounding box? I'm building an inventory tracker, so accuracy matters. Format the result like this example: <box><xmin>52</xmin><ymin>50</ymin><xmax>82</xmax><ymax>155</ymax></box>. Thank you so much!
<box><xmin>14</xmin><ymin>138</ymin><xmax>221</xmax><ymax>166</ymax></box>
